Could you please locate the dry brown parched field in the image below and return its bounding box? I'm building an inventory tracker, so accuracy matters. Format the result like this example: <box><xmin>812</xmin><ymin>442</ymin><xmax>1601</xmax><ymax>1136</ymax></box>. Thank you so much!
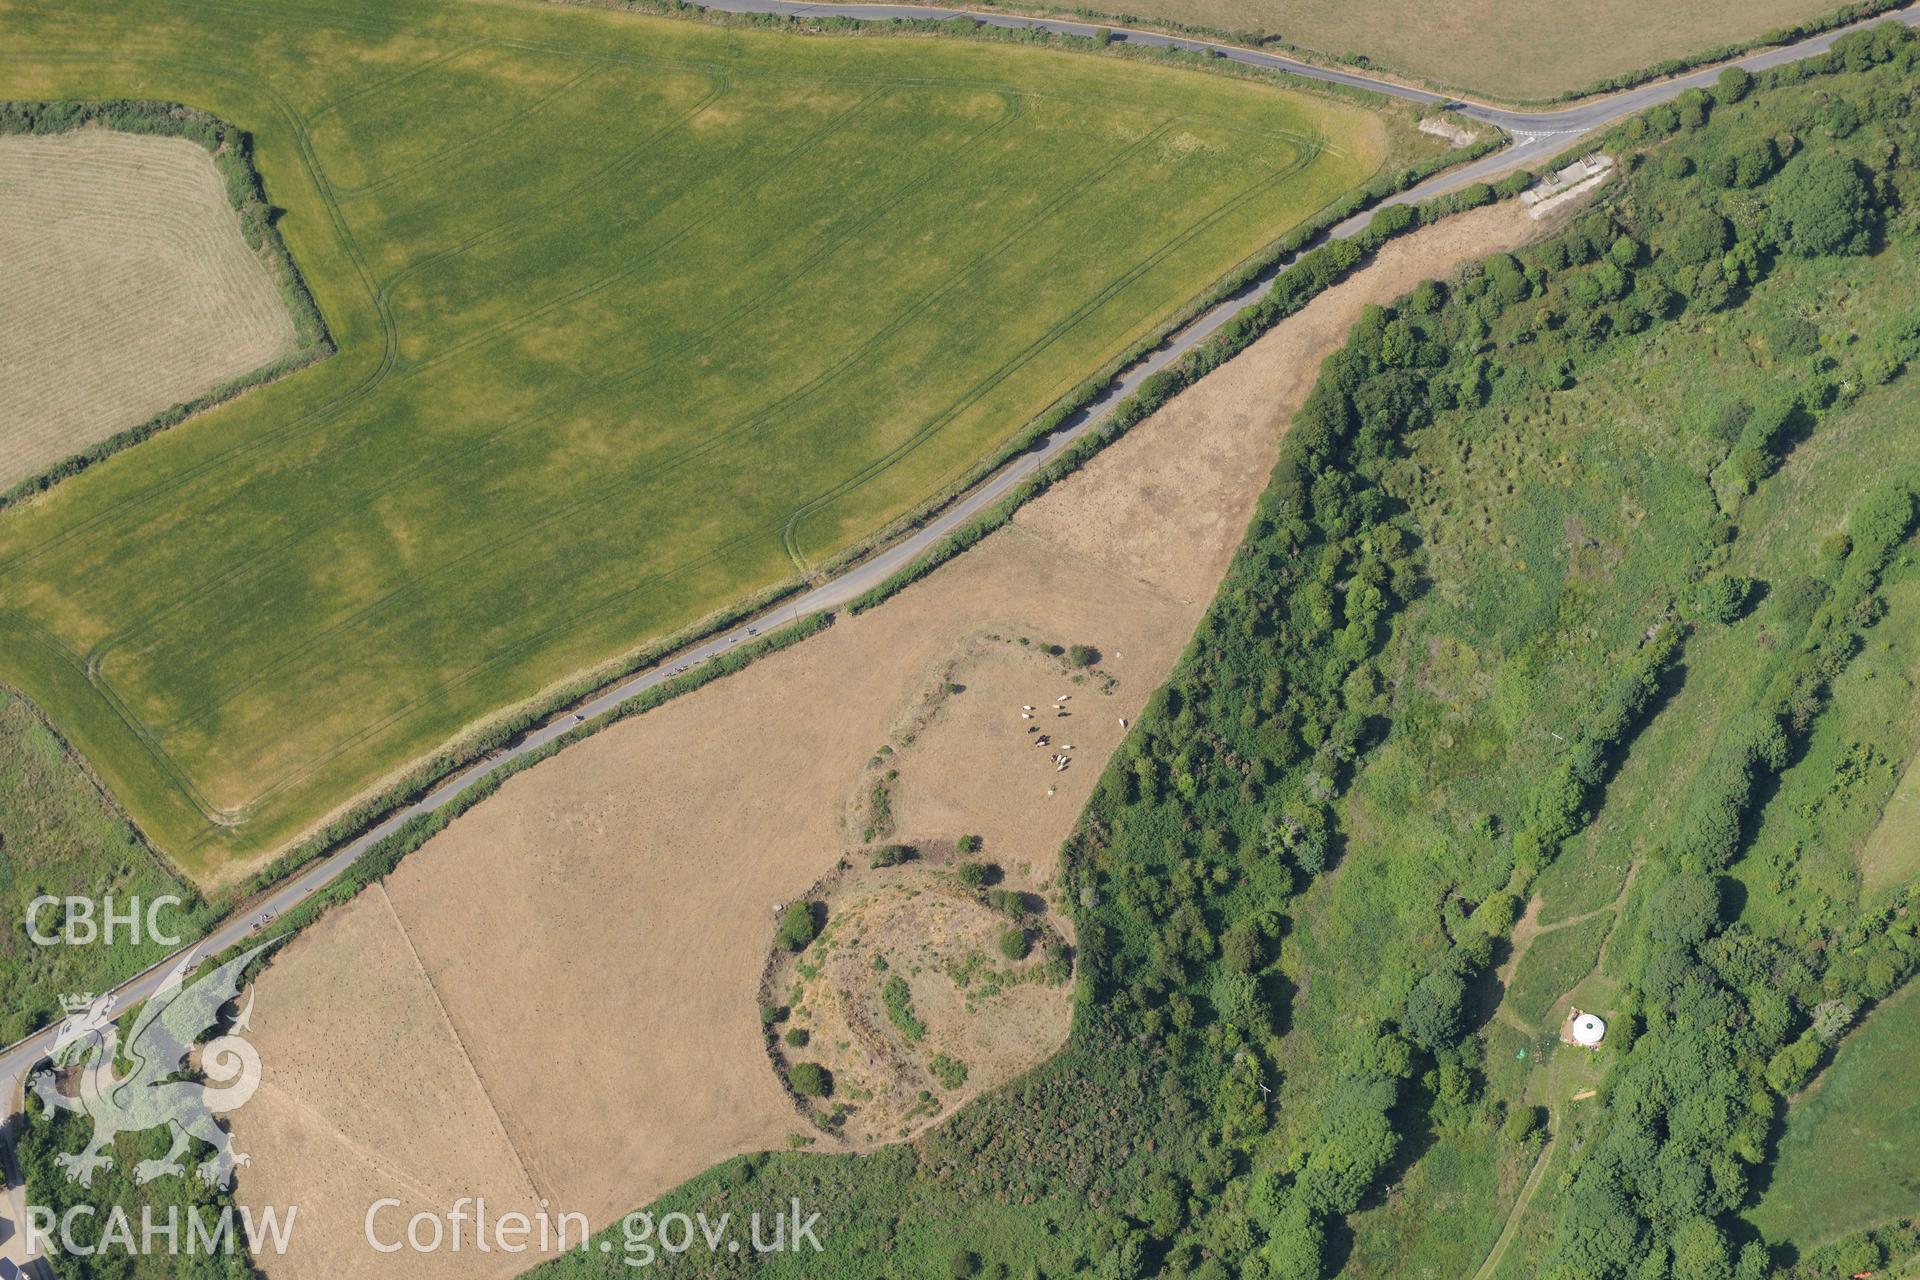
<box><xmin>232</xmin><ymin>199</ymin><xmax>1552</xmax><ymax>1280</ymax></box>
<box><xmin>1082</xmin><ymin>0</ymin><xmax>1843</xmax><ymax>100</ymax></box>
<box><xmin>0</xmin><ymin>130</ymin><xmax>296</xmax><ymax>491</ymax></box>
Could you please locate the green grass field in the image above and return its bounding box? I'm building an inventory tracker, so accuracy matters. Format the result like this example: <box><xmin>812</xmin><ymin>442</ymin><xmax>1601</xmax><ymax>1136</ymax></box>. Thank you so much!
<box><xmin>0</xmin><ymin>0</ymin><xmax>1393</xmax><ymax>880</ymax></box>
<box><xmin>1861</xmin><ymin>736</ymin><xmax>1920</xmax><ymax>895</ymax></box>
<box><xmin>1749</xmin><ymin>981</ymin><xmax>1920</xmax><ymax>1246</ymax></box>
<box><xmin>1503</xmin><ymin>913</ymin><xmax>1612</xmax><ymax>1033</ymax></box>
<box><xmin>1729</xmin><ymin>573</ymin><xmax>1920</xmax><ymax>935</ymax></box>
<box><xmin>0</xmin><ymin>690</ymin><xmax>211</xmax><ymax>1042</ymax></box>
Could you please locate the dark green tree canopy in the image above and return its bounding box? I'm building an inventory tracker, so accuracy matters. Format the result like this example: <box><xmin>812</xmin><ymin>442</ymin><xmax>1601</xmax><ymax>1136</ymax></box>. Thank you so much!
<box><xmin>1771</xmin><ymin>153</ymin><xmax>1878</xmax><ymax>257</ymax></box>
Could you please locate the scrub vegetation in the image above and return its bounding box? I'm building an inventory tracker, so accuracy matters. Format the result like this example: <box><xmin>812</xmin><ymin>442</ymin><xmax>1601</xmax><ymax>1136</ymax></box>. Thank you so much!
<box><xmin>14</xmin><ymin>1100</ymin><xmax>253</xmax><ymax>1280</ymax></box>
<box><xmin>0</xmin><ymin>691</ymin><xmax>212</xmax><ymax>1043</ymax></box>
<box><xmin>522</xmin><ymin>23</ymin><xmax>1920</xmax><ymax>1280</ymax></box>
<box><xmin>0</xmin><ymin>0</ymin><xmax>1396</xmax><ymax>882</ymax></box>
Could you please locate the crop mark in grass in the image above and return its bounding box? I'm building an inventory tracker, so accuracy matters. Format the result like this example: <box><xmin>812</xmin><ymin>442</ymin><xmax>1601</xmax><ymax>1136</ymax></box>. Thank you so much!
<box><xmin>332</xmin><ymin>59</ymin><xmax>610</xmax><ymax>201</ymax></box>
<box><xmin>95</xmin><ymin>95</ymin><xmax>1033</xmax><ymax>756</ymax></box>
<box><xmin>396</xmin><ymin>80</ymin><xmax>901</xmax><ymax>374</ymax></box>
<box><xmin>203</xmin><ymin>0</ymin><xmax>1348</xmax><ymax>152</ymax></box>
<box><xmin>85</xmin><ymin>79</ymin><xmax>885</xmax><ymax>697</ymax></box>
<box><xmin>170</xmin><ymin>520</ymin><xmax>782</xmax><ymax>834</ymax></box>
<box><xmin>97</xmin><ymin>115</ymin><xmax>1333</xmax><ymax>807</ymax></box>
<box><xmin>0</xmin><ymin>30</ymin><xmax>1316</xmax><ymax>581</ymax></box>
<box><xmin>109</xmin><ymin>90</ymin><xmax>1029</xmax><ymax>719</ymax></box>
<box><xmin>122</xmin><ymin>87</ymin><xmax>908</xmax><ymax>733</ymax></box>
<box><xmin>184</xmin><ymin>0</ymin><xmax>1348</xmax><ymax>156</ymax></box>
<box><xmin>46</xmin><ymin>505</ymin><xmax>776</xmax><ymax>837</ymax></box>
<box><xmin>777</xmin><ymin>138</ymin><xmax>1319</xmax><ymax>569</ymax></box>
<box><xmin>36</xmin><ymin>67</ymin><xmax>732</xmax><ymax>667</ymax></box>
<box><xmin>0</xmin><ymin>0</ymin><xmax>1387</xmax><ymax>865</ymax></box>
<box><xmin>96</xmin><ymin>105</ymin><xmax>1160</xmax><ymax>745</ymax></box>
<box><xmin>304</xmin><ymin>38</ymin><xmax>486</xmax><ymax>124</ymax></box>
<box><xmin>0</xmin><ymin>52</ymin><xmax>399</xmax><ymax>560</ymax></box>
<box><xmin>418</xmin><ymin>88</ymin><xmax>1024</xmax><ymax>378</ymax></box>
<box><xmin>360</xmin><ymin>74</ymin><xmax>730</xmax><ymax>360</ymax></box>
<box><xmin>0</xmin><ymin>60</ymin><xmax>733</xmax><ymax>583</ymax></box>
<box><xmin>0</xmin><ymin>606</ymin><xmax>236</xmax><ymax>826</ymax></box>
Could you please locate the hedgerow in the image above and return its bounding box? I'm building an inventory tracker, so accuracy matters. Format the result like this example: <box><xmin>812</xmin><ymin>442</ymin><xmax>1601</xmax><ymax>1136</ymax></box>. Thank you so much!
<box><xmin>0</xmin><ymin>99</ymin><xmax>333</xmax><ymax>511</ymax></box>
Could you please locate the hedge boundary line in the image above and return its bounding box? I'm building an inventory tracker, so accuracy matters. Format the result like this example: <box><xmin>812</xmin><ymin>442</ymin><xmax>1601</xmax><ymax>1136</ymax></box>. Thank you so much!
<box><xmin>17</xmin><ymin>611</ymin><xmax>835</xmax><ymax>1270</ymax></box>
<box><xmin>229</xmin><ymin>576</ymin><xmax>810</xmax><ymax>904</ymax></box>
<box><xmin>0</xmin><ymin>3</ymin><xmax>1487</xmax><ymax>1043</ymax></box>
<box><xmin>214</xmin><ymin>611</ymin><xmax>835</xmax><ymax>975</ymax></box>
<box><xmin>0</xmin><ymin>99</ymin><xmax>335</xmax><ymax>512</ymax></box>
<box><xmin>569</xmin><ymin>0</ymin><xmax>1408</xmax><ymax>111</ymax></box>
<box><xmin>805</xmin><ymin>119</ymin><xmax>1498</xmax><ymax>581</ymax></box>
<box><xmin>550</xmin><ymin>0</ymin><xmax>1494</xmax><ymax>587</ymax></box>
<box><xmin>185</xmin><ymin>126</ymin><xmax>1506</xmax><ymax>974</ymax></box>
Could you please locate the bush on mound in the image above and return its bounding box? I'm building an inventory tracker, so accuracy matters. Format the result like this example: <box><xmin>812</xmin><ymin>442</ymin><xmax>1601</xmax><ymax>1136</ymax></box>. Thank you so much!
<box><xmin>955</xmin><ymin>860</ymin><xmax>995</xmax><ymax>887</ymax></box>
<box><xmin>999</xmin><ymin>927</ymin><xmax>1031</xmax><ymax>961</ymax></box>
<box><xmin>1503</xmin><ymin>1103</ymin><xmax>1543</xmax><ymax>1144</ymax></box>
<box><xmin>788</xmin><ymin>1062</ymin><xmax>832</xmax><ymax>1098</ymax></box>
<box><xmin>775</xmin><ymin>901</ymin><xmax>819</xmax><ymax>952</ymax></box>
<box><xmin>869</xmin><ymin>843</ymin><xmax>914</xmax><ymax>868</ymax></box>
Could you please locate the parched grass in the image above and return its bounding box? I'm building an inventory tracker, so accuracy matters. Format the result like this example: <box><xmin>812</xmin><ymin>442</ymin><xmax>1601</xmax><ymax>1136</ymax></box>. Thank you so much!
<box><xmin>1749</xmin><ymin>981</ymin><xmax>1920</xmax><ymax>1246</ymax></box>
<box><xmin>1017</xmin><ymin>0</ymin><xmax>1845</xmax><ymax>101</ymax></box>
<box><xmin>0</xmin><ymin>130</ymin><xmax>299</xmax><ymax>492</ymax></box>
<box><xmin>0</xmin><ymin>0</ymin><xmax>1393</xmax><ymax>881</ymax></box>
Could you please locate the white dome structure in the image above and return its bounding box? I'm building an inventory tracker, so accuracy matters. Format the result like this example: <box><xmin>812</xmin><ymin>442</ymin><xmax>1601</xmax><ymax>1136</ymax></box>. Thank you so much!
<box><xmin>1570</xmin><ymin>1012</ymin><xmax>1607</xmax><ymax>1046</ymax></box>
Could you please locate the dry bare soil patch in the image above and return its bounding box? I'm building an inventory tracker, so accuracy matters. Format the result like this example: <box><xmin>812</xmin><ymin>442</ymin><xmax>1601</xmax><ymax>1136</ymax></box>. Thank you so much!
<box><xmin>232</xmin><ymin>198</ymin><xmax>1550</xmax><ymax>1280</ymax></box>
<box><xmin>0</xmin><ymin>130</ymin><xmax>296</xmax><ymax>490</ymax></box>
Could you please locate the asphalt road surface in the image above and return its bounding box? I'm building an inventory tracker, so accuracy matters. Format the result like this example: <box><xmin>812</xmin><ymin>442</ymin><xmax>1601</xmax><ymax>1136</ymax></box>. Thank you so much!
<box><xmin>1</xmin><ymin>0</ymin><xmax>1914</xmax><ymax>1102</ymax></box>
